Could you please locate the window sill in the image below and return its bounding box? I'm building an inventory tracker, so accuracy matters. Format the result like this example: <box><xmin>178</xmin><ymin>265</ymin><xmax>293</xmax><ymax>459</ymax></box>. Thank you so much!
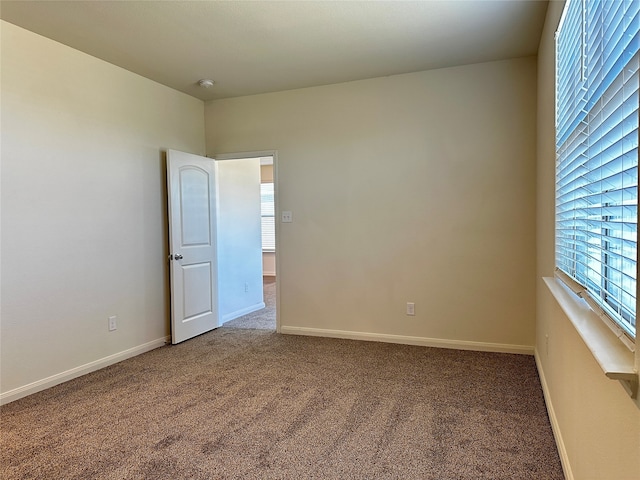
<box><xmin>543</xmin><ymin>276</ymin><xmax>638</xmax><ymax>398</ymax></box>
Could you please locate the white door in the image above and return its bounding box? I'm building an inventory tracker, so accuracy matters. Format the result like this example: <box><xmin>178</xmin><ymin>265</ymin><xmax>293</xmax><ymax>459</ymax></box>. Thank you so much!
<box><xmin>167</xmin><ymin>149</ymin><xmax>219</xmax><ymax>344</ymax></box>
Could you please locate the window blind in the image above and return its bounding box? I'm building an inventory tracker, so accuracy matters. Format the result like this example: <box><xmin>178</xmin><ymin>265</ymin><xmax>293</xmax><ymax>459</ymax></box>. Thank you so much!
<box><xmin>556</xmin><ymin>0</ymin><xmax>639</xmax><ymax>338</ymax></box>
<box><xmin>261</xmin><ymin>183</ymin><xmax>275</xmax><ymax>251</ymax></box>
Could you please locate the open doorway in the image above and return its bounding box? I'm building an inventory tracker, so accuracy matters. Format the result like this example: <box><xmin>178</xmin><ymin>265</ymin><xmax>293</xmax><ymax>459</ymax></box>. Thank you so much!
<box><xmin>216</xmin><ymin>152</ymin><xmax>277</xmax><ymax>332</ymax></box>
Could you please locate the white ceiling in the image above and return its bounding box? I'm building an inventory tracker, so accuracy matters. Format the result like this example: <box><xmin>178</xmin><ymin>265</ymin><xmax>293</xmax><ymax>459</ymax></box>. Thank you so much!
<box><xmin>0</xmin><ymin>0</ymin><xmax>548</xmax><ymax>101</ymax></box>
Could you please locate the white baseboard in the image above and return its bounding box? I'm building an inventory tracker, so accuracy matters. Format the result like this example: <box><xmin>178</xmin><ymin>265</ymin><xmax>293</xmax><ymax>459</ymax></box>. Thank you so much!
<box><xmin>279</xmin><ymin>326</ymin><xmax>534</xmax><ymax>355</ymax></box>
<box><xmin>0</xmin><ymin>336</ymin><xmax>170</xmax><ymax>405</ymax></box>
<box><xmin>534</xmin><ymin>349</ymin><xmax>573</xmax><ymax>480</ymax></box>
<box><xmin>221</xmin><ymin>302</ymin><xmax>266</xmax><ymax>323</ymax></box>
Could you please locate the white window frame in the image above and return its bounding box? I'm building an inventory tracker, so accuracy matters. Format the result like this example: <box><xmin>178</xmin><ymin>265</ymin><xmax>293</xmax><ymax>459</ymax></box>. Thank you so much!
<box><xmin>549</xmin><ymin>0</ymin><xmax>639</xmax><ymax>398</ymax></box>
<box><xmin>261</xmin><ymin>182</ymin><xmax>275</xmax><ymax>252</ymax></box>
<box><xmin>554</xmin><ymin>0</ymin><xmax>638</xmax><ymax>342</ymax></box>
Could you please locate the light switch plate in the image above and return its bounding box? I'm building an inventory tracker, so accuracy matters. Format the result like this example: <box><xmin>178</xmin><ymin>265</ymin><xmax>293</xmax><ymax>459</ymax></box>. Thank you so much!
<box><xmin>282</xmin><ymin>211</ymin><xmax>293</xmax><ymax>223</ymax></box>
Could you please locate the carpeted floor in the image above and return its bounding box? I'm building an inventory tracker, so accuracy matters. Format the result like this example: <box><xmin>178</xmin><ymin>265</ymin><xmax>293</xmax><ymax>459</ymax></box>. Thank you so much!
<box><xmin>0</xmin><ymin>281</ymin><xmax>563</xmax><ymax>479</ymax></box>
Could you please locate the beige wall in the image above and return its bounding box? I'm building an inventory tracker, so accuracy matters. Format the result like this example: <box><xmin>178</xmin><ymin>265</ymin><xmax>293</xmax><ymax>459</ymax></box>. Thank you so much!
<box><xmin>0</xmin><ymin>22</ymin><xmax>205</xmax><ymax>398</ymax></box>
<box><xmin>536</xmin><ymin>3</ymin><xmax>640</xmax><ymax>479</ymax></box>
<box><xmin>260</xmin><ymin>164</ymin><xmax>274</xmax><ymax>183</ymax></box>
<box><xmin>205</xmin><ymin>57</ymin><xmax>537</xmax><ymax>351</ymax></box>
<box><xmin>262</xmin><ymin>252</ymin><xmax>276</xmax><ymax>277</ymax></box>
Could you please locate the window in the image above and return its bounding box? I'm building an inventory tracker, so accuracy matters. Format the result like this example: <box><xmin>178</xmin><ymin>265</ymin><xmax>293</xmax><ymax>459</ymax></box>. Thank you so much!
<box><xmin>555</xmin><ymin>0</ymin><xmax>639</xmax><ymax>339</ymax></box>
<box><xmin>261</xmin><ymin>182</ymin><xmax>275</xmax><ymax>251</ymax></box>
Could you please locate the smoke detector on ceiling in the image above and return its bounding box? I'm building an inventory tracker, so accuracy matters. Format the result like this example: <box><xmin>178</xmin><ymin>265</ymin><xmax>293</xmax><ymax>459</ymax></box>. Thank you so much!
<box><xmin>197</xmin><ymin>79</ymin><xmax>215</xmax><ymax>88</ymax></box>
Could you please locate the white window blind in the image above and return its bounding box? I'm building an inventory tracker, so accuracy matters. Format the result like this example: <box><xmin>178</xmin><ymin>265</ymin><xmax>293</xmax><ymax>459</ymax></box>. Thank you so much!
<box><xmin>261</xmin><ymin>183</ymin><xmax>275</xmax><ymax>251</ymax></box>
<box><xmin>556</xmin><ymin>0</ymin><xmax>639</xmax><ymax>339</ymax></box>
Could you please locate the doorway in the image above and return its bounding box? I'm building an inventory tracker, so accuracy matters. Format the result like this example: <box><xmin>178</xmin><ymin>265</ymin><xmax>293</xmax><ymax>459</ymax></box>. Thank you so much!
<box><xmin>215</xmin><ymin>151</ymin><xmax>279</xmax><ymax>332</ymax></box>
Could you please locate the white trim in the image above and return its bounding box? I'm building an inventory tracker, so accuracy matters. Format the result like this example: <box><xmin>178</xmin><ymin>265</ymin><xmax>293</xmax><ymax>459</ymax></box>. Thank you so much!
<box><xmin>556</xmin><ymin>0</ymin><xmax>572</xmax><ymax>36</ymax></box>
<box><xmin>273</xmin><ymin>152</ymin><xmax>281</xmax><ymax>334</ymax></box>
<box><xmin>221</xmin><ymin>302</ymin><xmax>266</xmax><ymax>324</ymax></box>
<box><xmin>544</xmin><ymin>277</ymin><xmax>638</xmax><ymax>397</ymax></box>
<box><xmin>214</xmin><ymin>150</ymin><xmax>277</xmax><ymax>161</ymax></box>
<box><xmin>554</xmin><ymin>270</ymin><xmax>635</xmax><ymax>351</ymax></box>
<box><xmin>0</xmin><ymin>336</ymin><xmax>170</xmax><ymax>405</ymax></box>
<box><xmin>263</xmin><ymin>272</ymin><xmax>276</xmax><ymax>277</ymax></box>
<box><xmin>534</xmin><ymin>349</ymin><xmax>575</xmax><ymax>480</ymax></box>
<box><xmin>279</xmin><ymin>326</ymin><xmax>534</xmax><ymax>355</ymax></box>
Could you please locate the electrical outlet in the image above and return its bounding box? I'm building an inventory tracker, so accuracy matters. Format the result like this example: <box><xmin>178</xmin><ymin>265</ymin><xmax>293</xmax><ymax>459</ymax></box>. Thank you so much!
<box><xmin>406</xmin><ymin>302</ymin><xmax>415</xmax><ymax>316</ymax></box>
<box><xmin>545</xmin><ymin>334</ymin><xmax>549</xmax><ymax>356</ymax></box>
<box><xmin>108</xmin><ymin>315</ymin><xmax>117</xmax><ymax>331</ymax></box>
<box><xmin>281</xmin><ymin>211</ymin><xmax>293</xmax><ymax>223</ymax></box>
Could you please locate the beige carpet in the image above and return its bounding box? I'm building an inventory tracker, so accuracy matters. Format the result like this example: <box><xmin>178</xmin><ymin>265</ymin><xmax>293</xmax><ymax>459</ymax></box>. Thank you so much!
<box><xmin>1</xmin><ymin>296</ymin><xmax>563</xmax><ymax>479</ymax></box>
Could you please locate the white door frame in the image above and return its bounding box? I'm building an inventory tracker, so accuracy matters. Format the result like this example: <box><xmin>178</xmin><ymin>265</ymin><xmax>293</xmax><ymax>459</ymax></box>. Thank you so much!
<box><xmin>214</xmin><ymin>150</ymin><xmax>280</xmax><ymax>334</ymax></box>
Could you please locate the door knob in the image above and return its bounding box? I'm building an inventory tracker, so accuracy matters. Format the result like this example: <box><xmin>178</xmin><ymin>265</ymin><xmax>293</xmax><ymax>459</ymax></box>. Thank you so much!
<box><xmin>174</xmin><ymin>254</ymin><xmax>183</xmax><ymax>260</ymax></box>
